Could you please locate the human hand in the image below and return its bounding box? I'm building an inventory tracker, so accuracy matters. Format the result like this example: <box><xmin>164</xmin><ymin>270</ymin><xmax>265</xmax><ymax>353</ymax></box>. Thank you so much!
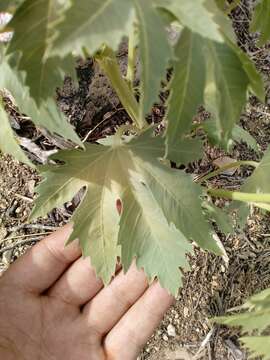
<box><xmin>0</xmin><ymin>225</ymin><xmax>173</xmax><ymax>360</ymax></box>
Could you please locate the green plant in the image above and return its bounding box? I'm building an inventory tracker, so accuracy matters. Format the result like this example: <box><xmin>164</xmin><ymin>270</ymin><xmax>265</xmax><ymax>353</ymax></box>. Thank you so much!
<box><xmin>216</xmin><ymin>288</ymin><xmax>270</xmax><ymax>359</ymax></box>
<box><xmin>0</xmin><ymin>0</ymin><xmax>269</xmax><ymax>305</ymax></box>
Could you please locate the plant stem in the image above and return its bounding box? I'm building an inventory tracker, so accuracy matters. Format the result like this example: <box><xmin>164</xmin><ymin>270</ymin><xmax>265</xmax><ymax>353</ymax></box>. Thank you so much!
<box><xmin>95</xmin><ymin>46</ymin><xmax>147</xmax><ymax>129</ymax></box>
<box><xmin>207</xmin><ymin>188</ymin><xmax>270</xmax><ymax>204</ymax></box>
<box><xmin>226</xmin><ymin>0</ymin><xmax>241</xmax><ymax>14</ymax></box>
<box><xmin>126</xmin><ymin>29</ymin><xmax>136</xmax><ymax>88</ymax></box>
<box><xmin>253</xmin><ymin>202</ymin><xmax>270</xmax><ymax>212</ymax></box>
<box><xmin>197</xmin><ymin>160</ymin><xmax>259</xmax><ymax>183</ymax></box>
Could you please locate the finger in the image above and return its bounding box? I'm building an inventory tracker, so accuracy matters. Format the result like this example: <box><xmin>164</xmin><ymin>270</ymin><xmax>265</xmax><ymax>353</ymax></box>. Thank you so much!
<box><xmin>104</xmin><ymin>282</ymin><xmax>174</xmax><ymax>359</ymax></box>
<box><xmin>82</xmin><ymin>263</ymin><xmax>148</xmax><ymax>337</ymax></box>
<box><xmin>48</xmin><ymin>257</ymin><xmax>104</xmax><ymax>306</ymax></box>
<box><xmin>3</xmin><ymin>224</ymin><xmax>81</xmax><ymax>294</ymax></box>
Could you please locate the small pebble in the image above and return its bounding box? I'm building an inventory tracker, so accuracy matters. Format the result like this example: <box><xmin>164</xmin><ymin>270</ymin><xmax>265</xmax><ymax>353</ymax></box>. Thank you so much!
<box><xmin>183</xmin><ymin>307</ymin><xmax>189</xmax><ymax>318</ymax></box>
<box><xmin>167</xmin><ymin>324</ymin><xmax>176</xmax><ymax>337</ymax></box>
<box><xmin>162</xmin><ymin>334</ymin><xmax>169</xmax><ymax>341</ymax></box>
<box><xmin>2</xmin><ymin>250</ymin><xmax>12</xmax><ymax>265</ymax></box>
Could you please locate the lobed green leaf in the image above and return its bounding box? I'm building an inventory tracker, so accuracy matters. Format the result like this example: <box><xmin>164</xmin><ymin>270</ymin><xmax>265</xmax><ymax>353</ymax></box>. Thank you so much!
<box><xmin>31</xmin><ymin>129</ymin><xmax>221</xmax><ymax>293</ymax></box>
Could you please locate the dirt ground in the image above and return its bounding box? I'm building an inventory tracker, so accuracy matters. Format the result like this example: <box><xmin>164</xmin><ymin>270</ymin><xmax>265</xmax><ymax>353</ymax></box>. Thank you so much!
<box><xmin>1</xmin><ymin>1</ymin><xmax>270</xmax><ymax>359</ymax></box>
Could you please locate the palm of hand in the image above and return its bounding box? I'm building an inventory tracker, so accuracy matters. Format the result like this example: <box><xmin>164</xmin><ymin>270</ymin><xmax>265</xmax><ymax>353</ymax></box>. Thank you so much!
<box><xmin>0</xmin><ymin>225</ymin><xmax>173</xmax><ymax>360</ymax></box>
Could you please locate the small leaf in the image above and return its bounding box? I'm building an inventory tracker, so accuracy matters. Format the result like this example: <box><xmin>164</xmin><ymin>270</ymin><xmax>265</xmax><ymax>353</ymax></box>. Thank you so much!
<box><xmin>51</xmin><ymin>0</ymin><xmax>134</xmax><ymax>57</ymax></box>
<box><xmin>154</xmin><ymin>0</ymin><xmax>223</xmax><ymax>42</ymax></box>
<box><xmin>166</xmin><ymin>29</ymin><xmax>206</xmax><ymax>149</ymax></box>
<box><xmin>134</xmin><ymin>0</ymin><xmax>172</xmax><ymax>119</ymax></box>
<box><xmin>0</xmin><ymin>101</ymin><xmax>33</xmax><ymax>167</ymax></box>
<box><xmin>166</xmin><ymin>137</ymin><xmax>204</xmax><ymax>166</ymax></box>
<box><xmin>232</xmin><ymin>125</ymin><xmax>260</xmax><ymax>153</ymax></box>
<box><xmin>250</xmin><ymin>0</ymin><xmax>270</xmax><ymax>46</ymax></box>
<box><xmin>203</xmin><ymin>202</ymin><xmax>234</xmax><ymax>235</ymax></box>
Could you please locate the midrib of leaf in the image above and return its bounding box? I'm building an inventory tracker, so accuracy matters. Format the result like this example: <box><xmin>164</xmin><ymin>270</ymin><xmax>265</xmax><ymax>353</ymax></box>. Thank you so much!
<box><xmin>170</xmin><ymin>34</ymin><xmax>193</xmax><ymax>135</ymax></box>
<box><xmin>139</xmin><ymin>190</ymin><xmax>173</xmax><ymax>275</ymax></box>
<box><xmin>63</xmin><ymin>0</ymin><xmax>113</xmax><ymax>44</ymax></box>
<box><xmin>123</xmin><ymin>197</ymin><xmax>140</xmax><ymax>262</ymax></box>
<box><xmin>128</xmin><ymin>136</ymin><xmax>164</xmax><ymax>154</ymax></box>
<box><xmin>261</xmin><ymin>161</ymin><xmax>270</xmax><ymax>168</ymax></box>
<box><xmin>38</xmin><ymin>0</ymin><xmax>54</xmax><ymax>100</ymax></box>
<box><xmin>134</xmin><ymin>0</ymin><xmax>149</xmax><ymax>118</ymax></box>
<box><xmin>169</xmin><ymin>145</ymin><xmax>199</xmax><ymax>155</ymax></box>
<box><xmin>98</xmin><ymin>150</ymin><xmax>118</xmax><ymax>269</ymax></box>
<box><xmin>208</xmin><ymin>42</ymin><xmax>234</xmax><ymax>134</ymax></box>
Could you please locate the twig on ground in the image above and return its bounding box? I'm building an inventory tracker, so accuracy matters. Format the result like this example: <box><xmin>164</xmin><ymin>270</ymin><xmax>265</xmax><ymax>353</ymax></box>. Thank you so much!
<box><xmin>0</xmin><ymin>238</ymin><xmax>42</xmax><ymax>256</ymax></box>
<box><xmin>225</xmin><ymin>339</ymin><xmax>245</xmax><ymax>360</ymax></box>
<box><xmin>7</xmin><ymin>224</ymin><xmax>58</xmax><ymax>232</ymax></box>
<box><xmin>14</xmin><ymin>194</ymin><xmax>33</xmax><ymax>203</ymax></box>
<box><xmin>193</xmin><ymin>327</ymin><xmax>216</xmax><ymax>359</ymax></box>
<box><xmin>207</xmin><ymin>342</ymin><xmax>212</xmax><ymax>360</ymax></box>
<box><xmin>82</xmin><ymin>108</ymin><xmax>124</xmax><ymax>143</ymax></box>
<box><xmin>2</xmin><ymin>232</ymin><xmax>52</xmax><ymax>242</ymax></box>
<box><xmin>19</xmin><ymin>137</ymin><xmax>57</xmax><ymax>164</ymax></box>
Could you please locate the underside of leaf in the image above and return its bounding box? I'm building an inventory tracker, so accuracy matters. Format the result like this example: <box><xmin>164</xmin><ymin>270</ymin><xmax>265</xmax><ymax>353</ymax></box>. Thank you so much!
<box><xmin>31</xmin><ymin>129</ymin><xmax>220</xmax><ymax>294</ymax></box>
